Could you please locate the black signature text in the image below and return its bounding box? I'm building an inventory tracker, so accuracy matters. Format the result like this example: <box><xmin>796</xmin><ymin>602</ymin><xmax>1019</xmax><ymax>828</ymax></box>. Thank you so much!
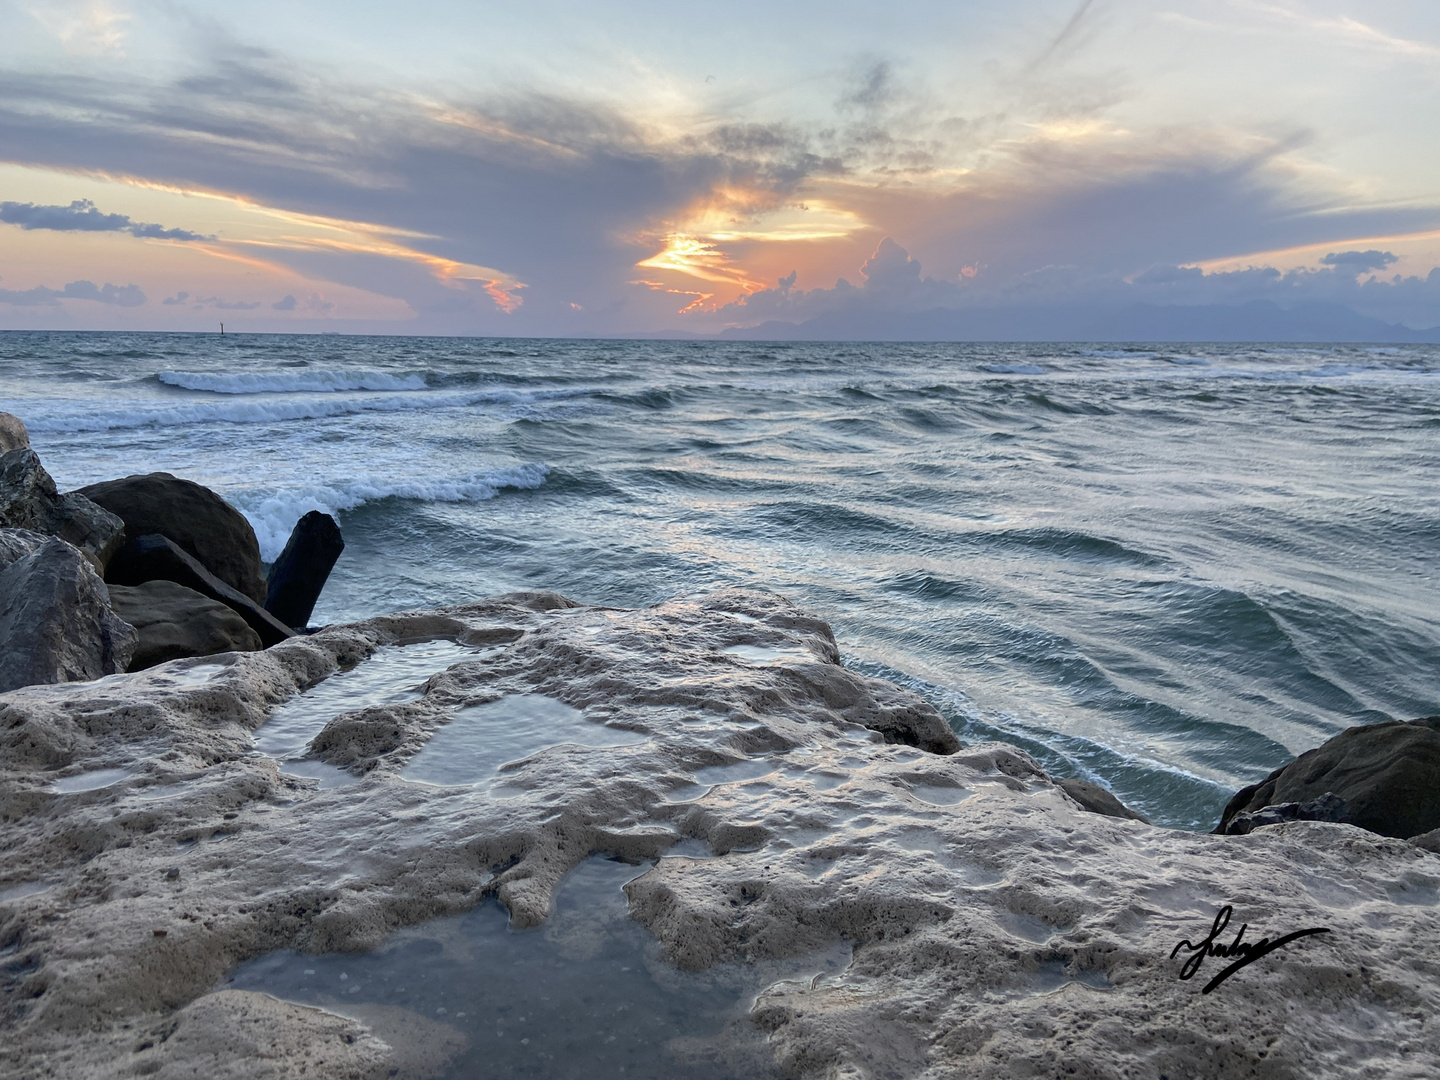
<box><xmin>1170</xmin><ymin>905</ymin><xmax>1330</xmax><ymax>993</ymax></box>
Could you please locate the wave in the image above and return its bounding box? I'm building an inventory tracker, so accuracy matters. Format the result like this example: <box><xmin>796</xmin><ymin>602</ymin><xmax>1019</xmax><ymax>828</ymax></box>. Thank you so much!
<box><xmin>233</xmin><ymin>463</ymin><xmax>550</xmax><ymax>560</ymax></box>
<box><xmin>977</xmin><ymin>363</ymin><xmax>1047</xmax><ymax>375</ymax></box>
<box><xmin>24</xmin><ymin>386</ymin><xmax>596</xmax><ymax>433</ymax></box>
<box><xmin>158</xmin><ymin>369</ymin><xmax>428</xmax><ymax>394</ymax></box>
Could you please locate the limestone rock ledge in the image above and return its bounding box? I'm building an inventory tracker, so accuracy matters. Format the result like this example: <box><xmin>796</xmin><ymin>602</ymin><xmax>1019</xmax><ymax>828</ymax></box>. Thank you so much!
<box><xmin>0</xmin><ymin>589</ymin><xmax>1436</xmax><ymax>1079</ymax></box>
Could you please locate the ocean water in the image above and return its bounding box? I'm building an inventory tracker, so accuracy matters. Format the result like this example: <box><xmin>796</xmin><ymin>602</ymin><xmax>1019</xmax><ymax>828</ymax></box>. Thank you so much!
<box><xmin>4</xmin><ymin>331</ymin><xmax>1438</xmax><ymax>830</ymax></box>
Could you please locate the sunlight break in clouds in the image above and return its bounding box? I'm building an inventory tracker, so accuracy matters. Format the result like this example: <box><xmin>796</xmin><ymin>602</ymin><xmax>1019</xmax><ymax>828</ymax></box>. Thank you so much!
<box><xmin>0</xmin><ymin>1</ymin><xmax>1436</xmax><ymax>335</ymax></box>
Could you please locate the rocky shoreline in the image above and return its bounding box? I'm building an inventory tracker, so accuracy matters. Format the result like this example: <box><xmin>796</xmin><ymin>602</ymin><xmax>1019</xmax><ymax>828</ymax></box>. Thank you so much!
<box><xmin>2</xmin><ymin>412</ymin><xmax>1439</xmax><ymax>1079</ymax></box>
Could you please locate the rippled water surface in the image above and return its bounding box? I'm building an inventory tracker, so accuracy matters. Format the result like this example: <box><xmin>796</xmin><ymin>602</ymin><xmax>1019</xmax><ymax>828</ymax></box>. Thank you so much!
<box><xmin>227</xmin><ymin>855</ymin><xmax>844</xmax><ymax>1079</ymax></box>
<box><xmin>6</xmin><ymin>332</ymin><xmax>1438</xmax><ymax>829</ymax></box>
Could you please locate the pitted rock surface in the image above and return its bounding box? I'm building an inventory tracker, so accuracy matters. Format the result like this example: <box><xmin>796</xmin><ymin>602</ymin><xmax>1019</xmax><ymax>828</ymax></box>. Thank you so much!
<box><xmin>0</xmin><ymin>588</ymin><xmax>1436</xmax><ymax>1079</ymax></box>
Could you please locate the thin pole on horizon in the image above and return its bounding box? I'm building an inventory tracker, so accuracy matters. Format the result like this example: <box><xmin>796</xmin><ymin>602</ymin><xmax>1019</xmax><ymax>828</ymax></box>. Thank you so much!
<box><xmin>220</xmin><ymin>323</ymin><xmax>224</xmax><ymax>335</ymax></box>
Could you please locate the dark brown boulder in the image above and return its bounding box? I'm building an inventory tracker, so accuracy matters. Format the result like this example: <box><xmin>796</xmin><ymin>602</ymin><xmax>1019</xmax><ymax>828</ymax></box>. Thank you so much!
<box><xmin>108</xmin><ymin>580</ymin><xmax>263</xmax><ymax>670</ymax></box>
<box><xmin>107</xmin><ymin>533</ymin><xmax>295</xmax><ymax>648</ymax></box>
<box><xmin>264</xmin><ymin>511</ymin><xmax>344</xmax><ymax>629</ymax></box>
<box><xmin>78</xmin><ymin>473</ymin><xmax>266</xmax><ymax>603</ymax></box>
<box><xmin>1057</xmin><ymin>778</ymin><xmax>1150</xmax><ymax>823</ymax></box>
<box><xmin>0</xmin><ymin>449</ymin><xmax>125</xmax><ymax>572</ymax></box>
<box><xmin>1215</xmin><ymin>717</ymin><xmax>1440</xmax><ymax>839</ymax></box>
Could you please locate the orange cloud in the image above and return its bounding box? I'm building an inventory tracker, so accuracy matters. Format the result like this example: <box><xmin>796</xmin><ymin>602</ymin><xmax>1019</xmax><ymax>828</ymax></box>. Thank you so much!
<box><xmin>631</xmin><ymin>277</ymin><xmax>714</xmax><ymax>314</ymax></box>
<box><xmin>42</xmin><ymin>169</ymin><xmax>526</xmax><ymax>312</ymax></box>
<box><xmin>636</xmin><ymin>234</ymin><xmax>765</xmax><ymax>291</ymax></box>
<box><xmin>633</xmin><ymin>186</ymin><xmax>875</xmax><ymax>312</ymax></box>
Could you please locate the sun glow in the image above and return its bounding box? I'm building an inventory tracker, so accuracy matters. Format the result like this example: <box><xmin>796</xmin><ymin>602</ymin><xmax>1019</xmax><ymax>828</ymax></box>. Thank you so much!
<box><xmin>636</xmin><ymin>235</ymin><xmax>765</xmax><ymax>291</ymax></box>
<box><xmin>633</xmin><ymin>194</ymin><xmax>871</xmax><ymax>311</ymax></box>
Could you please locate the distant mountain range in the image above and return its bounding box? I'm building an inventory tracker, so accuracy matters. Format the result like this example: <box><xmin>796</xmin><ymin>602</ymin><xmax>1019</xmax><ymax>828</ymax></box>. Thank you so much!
<box><xmin>711</xmin><ymin>299</ymin><xmax>1440</xmax><ymax>343</ymax></box>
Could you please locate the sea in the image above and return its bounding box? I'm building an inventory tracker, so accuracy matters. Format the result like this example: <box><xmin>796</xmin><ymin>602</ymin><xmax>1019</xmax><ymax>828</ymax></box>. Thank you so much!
<box><xmin>3</xmin><ymin>332</ymin><xmax>1437</xmax><ymax>831</ymax></box>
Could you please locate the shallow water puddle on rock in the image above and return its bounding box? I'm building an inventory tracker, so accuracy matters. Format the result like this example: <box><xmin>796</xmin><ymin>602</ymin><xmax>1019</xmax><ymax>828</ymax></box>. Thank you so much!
<box><xmin>994</xmin><ymin>911</ymin><xmax>1062</xmax><ymax>943</ymax></box>
<box><xmin>665</xmin><ymin>757</ymin><xmax>779</xmax><ymax>802</ymax></box>
<box><xmin>0</xmin><ymin>881</ymin><xmax>53</xmax><ymax>904</ymax></box>
<box><xmin>661</xmin><ymin>837</ymin><xmax>716</xmax><ymax>860</ymax></box>
<box><xmin>403</xmin><ymin>695</ymin><xmax>646</xmax><ymax>787</ymax></box>
<box><xmin>158</xmin><ymin>662</ymin><xmax>230</xmax><ymax>687</ymax></box>
<box><xmin>908</xmin><ymin>782</ymin><xmax>972</xmax><ymax>806</ymax></box>
<box><xmin>129</xmin><ymin>783</ymin><xmax>194</xmax><ymax>802</ymax></box>
<box><xmin>225</xmin><ymin>856</ymin><xmax>847</xmax><ymax>1079</ymax></box>
<box><xmin>722</xmin><ymin>643</ymin><xmax>815</xmax><ymax>665</ymax></box>
<box><xmin>45</xmin><ymin>768</ymin><xmax>134</xmax><ymax>794</ymax></box>
<box><xmin>255</xmin><ymin>639</ymin><xmax>479</xmax><ymax>782</ymax></box>
<box><xmin>1029</xmin><ymin>958</ymin><xmax>1113</xmax><ymax>994</ymax></box>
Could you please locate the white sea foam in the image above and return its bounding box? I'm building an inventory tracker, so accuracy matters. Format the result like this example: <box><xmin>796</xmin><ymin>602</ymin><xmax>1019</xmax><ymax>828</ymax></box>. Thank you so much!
<box><xmin>978</xmin><ymin>363</ymin><xmax>1048</xmax><ymax>375</ymax></box>
<box><xmin>24</xmin><ymin>387</ymin><xmax>593</xmax><ymax>434</ymax></box>
<box><xmin>158</xmin><ymin>369</ymin><xmax>428</xmax><ymax>394</ymax></box>
<box><xmin>233</xmin><ymin>464</ymin><xmax>550</xmax><ymax>560</ymax></box>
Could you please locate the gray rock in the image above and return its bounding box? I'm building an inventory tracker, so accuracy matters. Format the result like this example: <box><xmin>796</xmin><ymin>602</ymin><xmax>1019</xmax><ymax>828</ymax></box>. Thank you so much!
<box><xmin>1410</xmin><ymin>829</ymin><xmax>1440</xmax><ymax>854</ymax></box>
<box><xmin>0</xmin><ymin>527</ymin><xmax>48</xmax><ymax>572</ymax></box>
<box><xmin>0</xmin><ymin>449</ymin><xmax>126</xmax><ymax>572</ymax></box>
<box><xmin>0</xmin><ymin>412</ymin><xmax>28</xmax><ymax>453</ymax></box>
<box><xmin>79</xmin><ymin>472</ymin><xmax>267</xmax><ymax>604</ymax></box>
<box><xmin>265</xmin><ymin>511</ymin><xmax>344</xmax><ymax>629</ymax></box>
<box><xmin>0</xmin><ymin>536</ymin><xmax>136</xmax><ymax>692</ymax></box>
<box><xmin>106</xmin><ymin>533</ymin><xmax>296</xmax><ymax>648</ymax></box>
<box><xmin>1221</xmin><ymin>792</ymin><xmax>1349</xmax><ymax>835</ymax></box>
<box><xmin>108</xmin><ymin>580</ymin><xmax>263</xmax><ymax>670</ymax></box>
<box><xmin>1057</xmin><ymin>778</ymin><xmax>1150</xmax><ymax>823</ymax></box>
<box><xmin>1216</xmin><ymin>717</ymin><xmax>1440</xmax><ymax>839</ymax></box>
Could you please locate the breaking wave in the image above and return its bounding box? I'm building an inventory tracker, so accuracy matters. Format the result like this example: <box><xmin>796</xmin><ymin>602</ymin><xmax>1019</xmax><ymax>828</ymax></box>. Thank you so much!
<box><xmin>25</xmin><ymin>387</ymin><xmax>594</xmax><ymax>433</ymax></box>
<box><xmin>157</xmin><ymin>369</ymin><xmax>429</xmax><ymax>394</ymax></box>
<box><xmin>233</xmin><ymin>464</ymin><xmax>551</xmax><ymax>560</ymax></box>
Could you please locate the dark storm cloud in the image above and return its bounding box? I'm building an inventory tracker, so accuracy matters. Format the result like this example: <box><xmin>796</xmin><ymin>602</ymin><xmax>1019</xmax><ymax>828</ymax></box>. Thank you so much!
<box><xmin>0</xmin><ymin>199</ymin><xmax>212</xmax><ymax>241</ymax></box>
<box><xmin>0</xmin><ymin>279</ymin><xmax>146</xmax><ymax>306</ymax></box>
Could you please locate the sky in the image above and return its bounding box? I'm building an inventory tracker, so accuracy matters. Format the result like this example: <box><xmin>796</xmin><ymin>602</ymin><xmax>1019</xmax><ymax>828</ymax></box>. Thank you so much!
<box><xmin>1</xmin><ymin>0</ymin><xmax>1439</xmax><ymax>338</ymax></box>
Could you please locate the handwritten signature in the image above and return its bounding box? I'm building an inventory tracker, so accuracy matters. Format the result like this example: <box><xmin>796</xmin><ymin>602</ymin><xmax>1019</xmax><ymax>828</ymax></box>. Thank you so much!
<box><xmin>1170</xmin><ymin>905</ymin><xmax>1330</xmax><ymax>994</ymax></box>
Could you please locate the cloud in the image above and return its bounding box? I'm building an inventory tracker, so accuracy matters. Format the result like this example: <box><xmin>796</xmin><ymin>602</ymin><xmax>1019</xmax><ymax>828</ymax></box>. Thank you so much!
<box><xmin>707</xmin><ymin>238</ymin><xmax>1440</xmax><ymax>337</ymax></box>
<box><xmin>1320</xmin><ymin>250</ymin><xmax>1398</xmax><ymax>274</ymax></box>
<box><xmin>0</xmin><ymin>199</ymin><xmax>212</xmax><ymax>241</ymax></box>
<box><xmin>271</xmin><ymin>292</ymin><xmax>333</xmax><ymax>313</ymax></box>
<box><xmin>23</xmin><ymin>0</ymin><xmax>131</xmax><ymax>57</ymax></box>
<box><xmin>0</xmin><ymin>279</ymin><xmax>146</xmax><ymax>306</ymax></box>
<box><xmin>0</xmin><ymin>34</ymin><xmax>912</xmax><ymax>332</ymax></box>
<box><xmin>159</xmin><ymin>289</ymin><xmax>261</xmax><ymax>310</ymax></box>
<box><xmin>0</xmin><ymin>15</ymin><xmax>1437</xmax><ymax>335</ymax></box>
<box><xmin>1247</xmin><ymin>4</ymin><xmax>1440</xmax><ymax>62</ymax></box>
<box><xmin>1027</xmin><ymin>0</ymin><xmax>1100</xmax><ymax>71</ymax></box>
<box><xmin>193</xmin><ymin>295</ymin><xmax>260</xmax><ymax>310</ymax></box>
<box><xmin>838</xmin><ymin>61</ymin><xmax>898</xmax><ymax>114</ymax></box>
